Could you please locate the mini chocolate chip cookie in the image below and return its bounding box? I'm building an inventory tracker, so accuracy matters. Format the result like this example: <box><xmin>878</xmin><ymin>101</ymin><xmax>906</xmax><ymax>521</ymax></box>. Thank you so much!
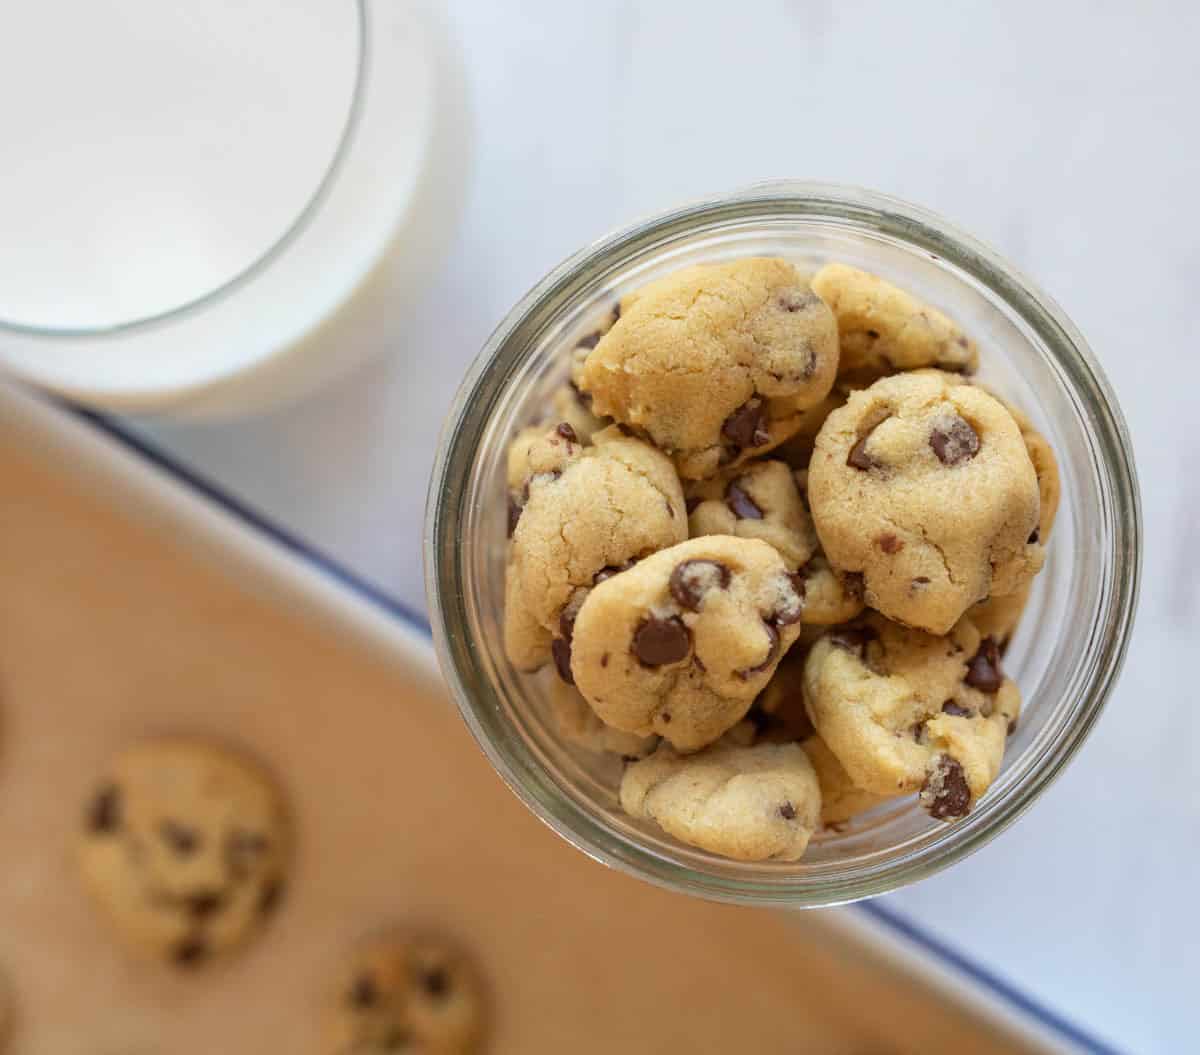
<box><xmin>77</xmin><ymin>738</ymin><xmax>290</xmax><ymax>967</ymax></box>
<box><xmin>504</xmin><ymin>424</ymin><xmax>686</xmax><ymax>676</ymax></box>
<box><xmin>754</xmin><ymin>653</ymin><xmax>897</xmax><ymax>825</ymax></box>
<box><xmin>811</xmin><ymin>262</ymin><xmax>978</xmax><ymax>381</ymax></box>
<box><xmin>580</xmin><ymin>258</ymin><xmax>839</xmax><ymax>479</ymax></box>
<box><xmin>548</xmin><ymin>678</ymin><xmax>659</xmax><ymax>759</ymax></box>
<box><xmin>571</xmin><ymin>536</ymin><xmax>806</xmax><ymax>751</ymax></box>
<box><xmin>686</xmin><ymin>459</ymin><xmax>818</xmax><ymax>570</ymax></box>
<box><xmin>324</xmin><ymin>931</ymin><xmax>485</xmax><ymax>1055</ymax></box>
<box><xmin>802</xmin><ymin>615</ymin><xmax>1019</xmax><ymax>820</ymax></box>
<box><xmin>620</xmin><ymin>738</ymin><xmax>821</xmax><ymax>861</ymax></box>
<box><xmin>808</xmin><ymin>370</ymin><xmax>1042</xmax><ymax>635</ymax></box>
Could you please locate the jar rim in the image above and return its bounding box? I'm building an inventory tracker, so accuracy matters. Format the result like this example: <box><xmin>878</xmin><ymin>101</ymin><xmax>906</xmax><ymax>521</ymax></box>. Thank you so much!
<box><xmin>425</xmin><ymin>181</ymin><xmax>1141</xmax><ymax>906</ymax></box>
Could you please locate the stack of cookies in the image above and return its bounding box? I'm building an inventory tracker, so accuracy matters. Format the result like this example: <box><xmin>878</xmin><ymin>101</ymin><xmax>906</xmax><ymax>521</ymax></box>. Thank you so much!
<box><xmin>503</xmin><ymin>258</ymin><xmax>1059</xmax><ymax>863</ymax></box>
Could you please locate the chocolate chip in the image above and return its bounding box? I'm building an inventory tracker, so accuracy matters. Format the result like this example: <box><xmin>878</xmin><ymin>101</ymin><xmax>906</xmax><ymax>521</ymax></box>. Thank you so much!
<box><xmin>737</xmin><ymin>621</ymin><xmax>780</xmax><ymax>680</ymax></box>
<box><xmin>172</xmin><ymin>936</ymin><xmax>208</xmax><ymax>968</ymax></box>
<box><xmin>789</xmin><ymin>572</ymin><xmax>808</xmax><ymax>602</ymax></box>
<box><xmin>506</xmin><ymin>495</ymin><xmax>522</xmax><ymax>537</ymax></box>
<box><xmin>660</xmin><ymin>711</ymin><xmax>671</xmax><ymax>724</ymax></box>
<box><xmin>847</xmin><ymin>421</ymin><xmax>884</xmax><ymax>470</ymax></box>
<box><xmin>600</xmin><ymin>653</ymin><xmax>609</xmax><ymax>668</ymax></box>
<box><xmin>942</xmin><ymin>700</ymin><xmax>972</xmax><ymax>717</ymax></box>
<box><xmin>551</xmin><ymin>638</ymin><xmax>574</xmax><ymax>684</ymax></box>
<box><xmin>841</xmin><ymin>572</ymin><xmax>865</xmax><ymax>600</ymax></box>
<box><xmin>930</xmin><ymin>415</ymin><xmax>980</xmax><ymax>466</ymax></box>
<box><xmin>187</xmin><ymin>890</ymin><xmax>226</xmax><ymax>919</ymax></box>
<box><xmin>559</xmin><ymin>608</ymin><xmax>577</xmax><ymax>642</ymax></box>
<box><xmin>632</xmin><ymin>616</ymin><xmax>691</xmax><ymax>667</ymax></box>
<box><xmin>866</xmin><ymin>329</ymin><xmax>880</xmax><ymax>339</ymax></box>
<box><xmin>350</xmin><ymin>974</ymin><xmax>378</xmax><ymax>1008</ymax></box>
<box><xmin>87</xmin><ymin>784</ymin><xmax>122</xmax><ymax>833</ymax></box>
<box><xmin>912</xmin><ymin>720</ymin><xmax>927</xmax><ymax>742</ymax></box>
<box><xmin>922</xmin><ymin>755</ymin><xmax>972</xmax><ymax>820</ymax></box>
<box><xmin>877</xmin><ymin>533</ymin><xmax>903</xmax><ymax>554</ymax></box>
<box><xmin>421</xmin><ymin>967</ymin><xmax>450</xmax><ymax>999</ymax></box>
<box><xmin>721</xmin><ymin>398</ymin><xmax>770</xmax><ymax>449</ymax></box>
<box><xmin>725</xmin><ymin>479</ymin><xmax>763</xmax><ymax>519</ymax></box>
<box><xmin>685</xmin><ymin>496</ymin><xmax>702</xmax><ymax>515</ymax></box>
<box><xmin>577</xmin><ymin>330</ymin><xmax>603</xmax><ymax>350</ymax></box>
<box><xmin>160</xmin><ymin>820</ymin><xmax>201</xmax><ymax>856</ymax></box>
<box><xmin>779</xmin><ymin>802</ymin><xmax>797</xmax><ymax>820</ymax></box>
<box><xmin>1028</xmin><ymin>528</ymin><xmax>1040</xmax><ymax>544</ymax></box>
<box><xmin>669</xmin><ymin>559</ymin><xmax>731</xmax><ymax>610</ymax></box>
<box><xmin>555</xmin><ymin>422</ymin><xmax>577</xmax><ymax>443</ymax></box>
<box><xmin>829</xmin><ymin>625</ymin><xmax>876</xmax><ymax>656</ymax></box>
<box><xmin>964</xmin><ymin>637</ymin><xmax>1003</xmax><ymax>693</ymax></box>
<box><xmin>257</xmin><ymin>879</ymin><xmax>284</xmax><ymax>916</ymax></box>
<box><xmin>912</xmin><ymin>576</ymin><xmax>931</xmax><ymax>587</ymax></box>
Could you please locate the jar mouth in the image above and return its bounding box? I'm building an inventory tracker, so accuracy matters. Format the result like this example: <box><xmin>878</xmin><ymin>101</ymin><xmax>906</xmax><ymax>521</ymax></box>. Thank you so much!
<box><xmin>425</xmin><ymin>182</ymin><xmax>1141</xmax><ymax>906</ymax></box>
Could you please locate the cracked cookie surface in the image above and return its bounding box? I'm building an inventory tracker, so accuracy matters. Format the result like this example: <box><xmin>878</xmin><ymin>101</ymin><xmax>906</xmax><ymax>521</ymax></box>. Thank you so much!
<box><xmin>811</xmin><ymin>262</ymin><xmax>978</xmax><ymax>381</ymax></box>
<box><xmin>571</xmin><ymin>536</ymin><xmax>805</xmax><ymax>751</ymax></box>
<box><xmin>323</xmin><ymin>931</ymin><xmax>485</xmax><ymax>1055</ymax></box>
<box><xmin>808</xmin><ymin>370</ymin><xmax>1042</xmax><ymax>634</ymax></box>
<box><xmin>580</xmin><ymin>258</ymin><xmax>839</xmax><ymax>479</ymax></box>
<box><xmin>620</xmin><ymin>738</ymin><xmax>821</xmax><ymax>861</ymax></box>
<box><xmin>77</xmin><ymin>738</ymin><xmax>289</xmax><ymax>967</ymax></box>
<box><xmin>504</xmin><ymin>423</ymin><xmax>686</xmax><ymax>675</ymax></box>
<box><xmin>802</xmin><ymin>615</ymin><xmax>1019</xmax><ymax>819</ymax></box>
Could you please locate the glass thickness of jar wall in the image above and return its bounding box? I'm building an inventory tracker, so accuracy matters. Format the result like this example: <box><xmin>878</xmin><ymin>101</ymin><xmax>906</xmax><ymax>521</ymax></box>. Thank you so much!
<box><xmin>425</xmin><ymin>182</ymin><xmax>1140</xmax><ymax>908</ymax></box>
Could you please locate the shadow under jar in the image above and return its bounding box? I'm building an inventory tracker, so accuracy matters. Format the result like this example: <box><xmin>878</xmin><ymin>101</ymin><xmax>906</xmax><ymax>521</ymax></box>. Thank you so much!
<box><xmin>425</xmin><ymin>182</ymin><xmax>1140</xmax><ymax>907</ymax></box>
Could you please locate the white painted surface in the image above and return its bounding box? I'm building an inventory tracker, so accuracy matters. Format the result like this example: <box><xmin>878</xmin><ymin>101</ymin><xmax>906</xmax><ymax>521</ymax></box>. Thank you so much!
<box><xmin>139</xmin><ymin>3</ymin><xmax>1195</xmax><ymax>1051</ymax></box>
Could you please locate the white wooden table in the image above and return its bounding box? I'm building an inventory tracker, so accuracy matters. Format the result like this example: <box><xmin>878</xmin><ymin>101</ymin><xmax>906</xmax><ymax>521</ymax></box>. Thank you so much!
<box><xmin>143</xmin><ymin>3</ymin><xmax>1197</xmax><ymax>1051</ymax></box>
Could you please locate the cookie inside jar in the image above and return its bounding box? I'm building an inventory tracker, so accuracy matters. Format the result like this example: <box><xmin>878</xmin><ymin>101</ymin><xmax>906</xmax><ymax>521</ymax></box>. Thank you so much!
<box><xmin>498</xmin><ymin>255</ymin><xmax>1060</xmax><ymax>866</ymax></box>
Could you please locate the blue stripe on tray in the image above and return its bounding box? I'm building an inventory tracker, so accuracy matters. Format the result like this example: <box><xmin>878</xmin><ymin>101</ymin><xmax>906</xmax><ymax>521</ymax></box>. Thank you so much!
<box><xmin>69</xmin><ymin>402</ymin><xmax>1122</xmax><ymax>1055</ymax></box>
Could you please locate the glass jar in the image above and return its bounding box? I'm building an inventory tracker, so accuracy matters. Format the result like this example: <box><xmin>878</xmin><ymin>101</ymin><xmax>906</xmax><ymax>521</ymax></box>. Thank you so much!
<box><xmin>425</xmin><ymin>182</ymin><xmax>1140</xmax><ymax>907</ymax></box>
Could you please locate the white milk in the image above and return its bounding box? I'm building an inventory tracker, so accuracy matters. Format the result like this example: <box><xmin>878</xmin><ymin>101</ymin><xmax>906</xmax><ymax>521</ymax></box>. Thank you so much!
<box><xmin>0</xmin><ymin>0</ymin><xmax>360</xmax><ymax>331</ymax></box>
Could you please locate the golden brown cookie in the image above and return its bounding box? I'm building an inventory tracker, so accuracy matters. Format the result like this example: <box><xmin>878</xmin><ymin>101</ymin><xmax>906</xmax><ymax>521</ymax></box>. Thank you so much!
<box><xmin>324</xmin><ymin>931</ymin><xmax>485</xmax><ymax>1054</ymax></box>
<box><xmin>580</xmin><ymin>258</ymin><xmax>839</xmax><ymax>479</ymax></box>
<box><xmin>686</xmin><ymin>459</ymin><xmax>818</xmax><ymax>570</ymax></box>
<box><xmin>571</xmin><ymin>536</ymin><xmax>806</xmax><ymax>751</ymax></box>
<box><xmin>802</xmin><ymin>616</ymin><xmax>1019</xmax><ymax>819</ymax></box>
<box><xmin>620</xmin><ymin>738</ymin><xmax>821</xmax><ymax>861</ymax></box>
<box><xmin>504</xmin><ymin>423</ymin><xmax>687</xmax><ymax>677</ymax></box>
<box><xmin>808</xmin><ymin>370</ymin><xmax>1042</xmax><ymax>634</ymax></box>
<box><xmin>77</xmin><ymin>738</ymin><xmax>289</xmax><ymax>967</ymax></box>
<box><xmin>811</xmin><ymin>262</ymin><xmax>978</xmax><ymax>381</ymax></box>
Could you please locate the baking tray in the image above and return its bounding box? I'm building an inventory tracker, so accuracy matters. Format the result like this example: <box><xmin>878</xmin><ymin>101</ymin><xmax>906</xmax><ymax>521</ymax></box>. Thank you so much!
<box><xmin>0</xmin><ymin>381</ymin><xmax>1118</xmax><ymax>1053</ymax></box>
